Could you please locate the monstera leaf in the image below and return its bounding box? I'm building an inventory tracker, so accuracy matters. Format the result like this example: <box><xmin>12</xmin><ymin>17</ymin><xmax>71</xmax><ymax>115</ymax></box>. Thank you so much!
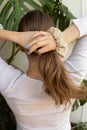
<box><xmin>0</xmin><ymin>0</ymin><xmax>42</xmax><ymax>30</ymax></box>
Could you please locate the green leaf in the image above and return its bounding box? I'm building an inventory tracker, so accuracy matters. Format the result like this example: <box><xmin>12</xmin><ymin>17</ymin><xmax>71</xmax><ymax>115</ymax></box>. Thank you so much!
<box><xmin>6</xmin><ymin>12</ymin><xmax>15</xmax><ymax>30</ymax></box>
<box><xmin>24</xmin><ymin>0</ymin><xmax>42</xmax><ymax>11</ymax></box>
<box><xmin>83</xmin><ymin>80</ymin><xmax>87</xmax><ymax>87</ymax></box>
<box><xmin>38</xmin><ymin>0</ymin><xmax>47</xmax><ymax>5</ymax></box>
<box><xmin>20</xmin><ymin>2</ymin><xmax>29</xmax><ymax>12</ymax></box>
<box><xmin>72</xmin><ymin>99</ymin><xmax>80</xmax><ymax>111</ymax></box>
<box><xmin>79</xmin><ymin>100</ymin><xmax>87</xmax><ymax>106</ymax></box>
<box><xmin>76</xmin><ymin>122</ymin><xmax>87</xmax><ymax>130</ymax></box>
<box><xmin>39</xmin><ymin>0</ymin><xmax>54</xmax><ymax>13</ymax></box>
<box><xmin>59</xmin><ymin>4</ymin><xmax>75</xmax><ymax>19</ymax></box>
<box><xmin>0</xmin><ymin>1</ymin><xmax>13</xmax><ymax>27</ymax></box>
<box><xmin>0</xmin><ymin>0</ymin><xmax>3</xmax><ymax>5</ymax></box>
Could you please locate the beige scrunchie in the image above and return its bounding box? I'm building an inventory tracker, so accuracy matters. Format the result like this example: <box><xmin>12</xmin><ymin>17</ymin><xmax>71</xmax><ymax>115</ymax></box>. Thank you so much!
<box><xmin>48</xmin><ymin>27</ymin><xmax>68</xmax><ymax>58</ymax></box>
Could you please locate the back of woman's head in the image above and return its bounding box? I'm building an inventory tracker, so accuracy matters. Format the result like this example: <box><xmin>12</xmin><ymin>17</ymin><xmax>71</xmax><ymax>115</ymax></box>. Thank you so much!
<box><xmin>18</xmin><ymin>10</ymin><xmax>53</xmax><ymax>32</ymax></box>
<box><xmin>18</xmin><ymin>10</ymin><xmax>87</xmax><ymax>107</ymax></box>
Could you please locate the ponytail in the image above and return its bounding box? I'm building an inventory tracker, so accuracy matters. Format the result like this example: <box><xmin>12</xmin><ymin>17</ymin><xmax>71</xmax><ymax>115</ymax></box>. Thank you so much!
<box><xmin>39</xmin><ymin>51</ymin><xmax>87</xmax><ymax>106</ymax></box>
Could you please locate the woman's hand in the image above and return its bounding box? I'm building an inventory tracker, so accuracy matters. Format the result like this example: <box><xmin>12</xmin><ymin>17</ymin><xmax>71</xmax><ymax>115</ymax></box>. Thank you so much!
<box><xmin>21</xmin><ymin>31</ymin><xmax>56</xmax><ymax>55</ymax></box>
<box><xmin>16</xmin><ymin>31</ymin><xmax>36</xmax><ymax>47</ymax></box>
<box><xmin>0</xmin><ymin>30</ymin><xmax>35</xmax><ymax>44</ymax></box>
<box><xmin>0</xmin><ymin>30</ymin><xmax>56</xmax><ymax>55</ymax></box>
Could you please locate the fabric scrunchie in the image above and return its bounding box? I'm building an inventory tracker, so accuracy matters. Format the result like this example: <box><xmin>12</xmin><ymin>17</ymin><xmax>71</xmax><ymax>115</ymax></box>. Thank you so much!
<box><xmin>48</xmin><ymin>27</ymin><xmax>68</xmax><ymax>58</ymax></box>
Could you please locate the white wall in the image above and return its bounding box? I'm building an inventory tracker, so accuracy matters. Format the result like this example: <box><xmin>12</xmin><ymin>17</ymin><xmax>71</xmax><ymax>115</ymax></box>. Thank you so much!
<box><xmin>63</xmin><ymin>0</ymin><xmax>87</xmax><ymax>17</ymax></box>
<box><xmin>63</xmin><ymin>0</ymin><xmax>82</xmax><ymax>17</ymax></box>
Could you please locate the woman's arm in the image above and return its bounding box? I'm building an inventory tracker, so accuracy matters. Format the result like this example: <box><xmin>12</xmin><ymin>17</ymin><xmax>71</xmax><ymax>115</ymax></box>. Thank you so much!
<box><xmin>64</xmin><ymin>16</ymin><xmax>87</xmax><ymax>85</ymax></box>
<box><xmin>0</xmin><ymin>20</ymin><xmax>82</xmax><ymax>54</ymax></box>
<box><xmin>63</xmin><ymin>23</ymin><xmax>80</xmax><ymax>44</ymax></box>
<box><xmin>64</xmin><ymin>35</ymin><xmax>87</xmax><ymax>86</ymax></box>
<box><xmin>0</xmin><ymin>24</ymin><xmax>38</xmax><ymax>48</ymax></box>
<box><xmin>0</xmin><ymin>29</ymin><xmax>18</xmax><ymax>42</ymax></box>
<box><xmin>63</xmin><ymin>15</ymin><xmax>87</xmax><ymax>43</ymax></box>
<box><xmin>0</xmin><ymin>29</ymin><xmax>35</xmax><ymax>47</ymax></box>
<box><xmin>27</xmin><ymin>15</ymin><xmax>87</xmax><ymax>54</ymax></box>
<box><xmin>0</xmin><ymin>15</ymin><xmax>87</xmax><ymax>54</ymax></box>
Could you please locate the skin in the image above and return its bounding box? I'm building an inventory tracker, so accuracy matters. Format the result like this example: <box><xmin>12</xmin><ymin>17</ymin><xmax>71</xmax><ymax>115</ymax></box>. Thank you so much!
<box><xmin>0</xmin><ymin>23</ymin><xmax>80</xmax><ymax>80</ymax></box>
<box><xmin>0</xmin><ymin>23</ymin><xmax>80</xmax><ymax>53</ymax></box>
<box><xmin>26</xmin><ymin>23</ymin><xmax>80</xmax><ymax>54</ymax></box>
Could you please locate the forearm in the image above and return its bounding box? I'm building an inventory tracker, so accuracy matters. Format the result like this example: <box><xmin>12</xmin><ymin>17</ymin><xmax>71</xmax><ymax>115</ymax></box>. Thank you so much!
<box><xmin>0</xmin><ymin>29</ymin><xmax>35</xmax><ymax>48</ymax></box>
<box><xmin>63</xmin><ymin>15</ymin><xmax>87</xmax><ymax>44</ymax></box>
<box><xmin>0</xmin><ymin>29</ymin><xmax>18</xmax><ymax>42</ymax></box>
<box><xmin>63</xmin><ymin>23</ymin><xmax>80</xmax><ymax>44</ymax></box>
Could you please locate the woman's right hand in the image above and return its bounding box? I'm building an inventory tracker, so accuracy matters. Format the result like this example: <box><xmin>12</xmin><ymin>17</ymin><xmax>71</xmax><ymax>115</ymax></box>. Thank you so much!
<box><xmin>17</xmin><ymin>31</ymin><xmax>56</xmax><ymax>55</ymax></box>
<box><xmin>15</xmin><ymin>31</ymin><xmax>36</xmax><ymax>47</ymax></box>
<box><xmin>0</xmin><ymin>30</ymin><xmax>56</xmax><ymax>55</ymax></box>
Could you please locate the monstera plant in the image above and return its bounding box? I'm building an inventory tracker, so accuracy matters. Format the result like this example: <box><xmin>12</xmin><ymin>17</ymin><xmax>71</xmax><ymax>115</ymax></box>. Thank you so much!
<box><xmin>0</xmin><ymin>0</ymin><xmax>87</xmax><ymax>130</ymax></box>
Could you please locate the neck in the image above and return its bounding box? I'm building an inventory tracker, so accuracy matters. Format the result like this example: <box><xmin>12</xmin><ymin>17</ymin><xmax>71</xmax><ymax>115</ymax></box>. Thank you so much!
<box><xmin>26</xmin><ymin>57</ymin><xmax>43</xmax><ymax>81</ymax></box>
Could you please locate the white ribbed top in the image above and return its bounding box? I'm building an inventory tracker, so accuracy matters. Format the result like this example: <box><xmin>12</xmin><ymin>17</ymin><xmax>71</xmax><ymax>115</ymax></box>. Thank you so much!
<box><xmin>0</xmin><ymin>16</ymin><xmax>87</xmax><ymax>130</ymax></box>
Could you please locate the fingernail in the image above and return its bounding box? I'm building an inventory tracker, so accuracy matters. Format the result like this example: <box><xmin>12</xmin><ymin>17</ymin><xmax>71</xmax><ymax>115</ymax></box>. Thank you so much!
<box><xmin>24</xmin><ymin>44</ymin><xmax>29</xmax><ymax>49</ymax></box>
<box><xmin>26</xmin><ymin>50</ymin><xmax>30</xmax><ymax>55</ymax></box>
<box><xmin>29</xmin><ymin>34</ymin><xmax>32</xmax><ymax>39</ymax></box>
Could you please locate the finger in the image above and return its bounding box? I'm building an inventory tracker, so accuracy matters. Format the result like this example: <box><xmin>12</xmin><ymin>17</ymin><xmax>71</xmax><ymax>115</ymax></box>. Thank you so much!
<box><xmin>37</xmin><ymin>42</ymin><xmax>56</xmax><ymax>54</ymax></box>
<box><xmin>37</xmin><ymin>46</ymin><xmax>52</xmax><ymax>54</ymax></box>
<box><xmin>29</xmin><ymin>41</ymin><xmax>48</xmax><ymax>53</ymax></box>
<box><xmin>24</xmin><ymin>44</ymin><xmax>29</xmax><ymax>49</ymax></box>
<box><xmin>24</xmin><ymin>35</ymin><xmax>49</xmax><ymax>51</ymax></box>
<box><xmin>32</xmin><ymin>31</ymin><xmax>50</xmax><ymax>38</ymax></box>
<box><xmin>29</xmin><ymin>35</ymin><xmax>50</xmax><ymax>47</ymax></box>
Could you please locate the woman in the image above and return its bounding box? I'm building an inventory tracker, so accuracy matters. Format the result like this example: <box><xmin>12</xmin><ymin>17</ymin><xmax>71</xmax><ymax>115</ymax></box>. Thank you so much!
<box><xmin>0</xmin><ymin>10</ymin><xmax>87</xmax><ymax>130</ymax></box>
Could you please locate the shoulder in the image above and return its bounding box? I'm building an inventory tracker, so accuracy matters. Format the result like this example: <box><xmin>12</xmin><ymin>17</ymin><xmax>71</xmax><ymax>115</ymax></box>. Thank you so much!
<box><xmin>0</xmin><ymin>57</ymin><xmax>23</xmax><ymax>94</ymax></box>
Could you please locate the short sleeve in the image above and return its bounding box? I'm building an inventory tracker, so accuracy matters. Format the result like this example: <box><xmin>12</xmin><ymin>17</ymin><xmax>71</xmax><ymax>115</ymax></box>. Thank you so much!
<box><xmin>0</xmin><ymin>57</ymin><xmax>22</xmax><ymax>95</ymax></box>
<box><xmin>71</xmin><ymin>15</ymin><xmax>87</xmax><ymax>37</ymax></box>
